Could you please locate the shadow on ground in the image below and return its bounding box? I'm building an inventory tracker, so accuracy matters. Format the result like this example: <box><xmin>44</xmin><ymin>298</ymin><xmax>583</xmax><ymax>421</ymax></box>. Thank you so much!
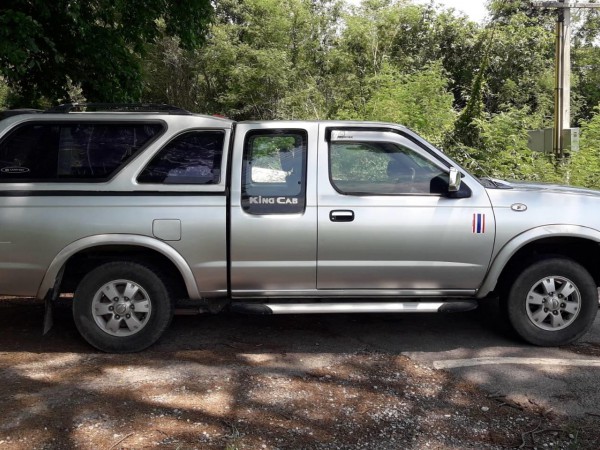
<box><xmin>0</xmin><ymin>298</ymin><xmax>598</xmax><ymax>449</ymax></box>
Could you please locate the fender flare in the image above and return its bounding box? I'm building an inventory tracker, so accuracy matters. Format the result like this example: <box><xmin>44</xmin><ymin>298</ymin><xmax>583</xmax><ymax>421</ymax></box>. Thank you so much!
<box><xmin>36</xmin><ymin>234</ymin><xmax>201</xmax><ymax>300</ymax></box>
<box><xmin>477</xmin><ymin>224</ymin><xmax>600</xmax><ymax>298</ymax></box>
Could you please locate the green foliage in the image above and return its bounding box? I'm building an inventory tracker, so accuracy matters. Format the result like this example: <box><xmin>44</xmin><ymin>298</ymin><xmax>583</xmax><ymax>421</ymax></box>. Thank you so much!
<box><xmin>331</xmin><ymin>143</ymin><xmax>389</xmax><ymax>182</ymax></box>
<box><xmin>451</xmin><ymin>22</ymin><xmax>492</xmax><ymax>149</ymax></box>
<box><xmin>446</xmin><ymin>1</ymin><xmax>565</xmax><ymax>182</ymax></box>
<box><xmin>338</xmin><ymin>0</ymin><xmax>480</xmax><ymax>110</ymax></box>
<box><xmin>142</xmin><ymin>33</ymin><xmax>200</xmax><ymax>112</ymax></box>
<box><xmin>486</xmin><ymin>11</ymin><xmax>555</xmax><ymax>116</ymax></box>
<box><xmin>452</xmin><ymin>54</ymin><xmax>487</xmax><ymax>149</ymax></box>
<box><xmin>570</xmin><ymin>108</ymin><xmax>600</xmax><ymax>189</ymax></box>
<box><xmin>147</xmin><ymin>0</ymin><xmax>481</xmax><ymax>122</ymax></box>
<box><xmin>253</xmin><ymin>136</ymin><xmax>297</xmax><ymax>158</ymax></box>
<box><xmin>446</xmin><ymin>106</ymin><xmax>564</xmax><ymax>183</ymax></box>
<box><xmin>573</xmin><ymin>44</ymin><xmax>600</xmax><ymax>123</ymax></box>
<box><xmin>0</xmin><ymin>78</ymin><xmax>8</xmax><ymax>109</ymax></box>
<box><xmin>190</xmin><ymin>0</ymin><xmax>298</xmax><ymax>118</ymax></box>
<box><xmin>152</xmin><ymin>0</ymin><xmax>347</xmax><ymax>120</ymax></box>
<box><xmin>340</xmin><ymin>62</ymin><xmax>456</xmax><ymax>146</ymax></box>
<box><xmin>477</xmin><ymin>108</ymin><xmax>562</xmax><ymax>182</ymax></box>
<box><xmin>0</xmin><ymin>0</ymin><xmax>213</xmax><ymax>106</ymax></box>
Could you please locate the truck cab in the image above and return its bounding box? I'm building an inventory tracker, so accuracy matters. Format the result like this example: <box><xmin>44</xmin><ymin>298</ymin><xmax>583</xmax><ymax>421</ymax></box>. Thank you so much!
<box><xmin>229</xmin><ymin>122</ymin><xmax>493</xmax><ymax>298</ymax></box>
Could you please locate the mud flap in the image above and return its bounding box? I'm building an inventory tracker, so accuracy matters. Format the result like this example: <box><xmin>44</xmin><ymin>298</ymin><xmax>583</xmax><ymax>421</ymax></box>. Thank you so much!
<box><xmin>43</xmin><ymin>293</ymin><xmax>54</xmax><ymax>335</ymax></box>
<box><xmin>42</xmin><ymin>267</ymin><xmax>64</xmax><ymax>335</ymax></box>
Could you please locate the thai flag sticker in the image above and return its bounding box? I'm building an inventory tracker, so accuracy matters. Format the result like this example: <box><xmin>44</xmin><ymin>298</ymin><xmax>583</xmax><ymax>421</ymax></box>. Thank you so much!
<box><xmin>472</xmin><ymin>213</ymin><xmax>486</xmax><ymax>234</ymax></box>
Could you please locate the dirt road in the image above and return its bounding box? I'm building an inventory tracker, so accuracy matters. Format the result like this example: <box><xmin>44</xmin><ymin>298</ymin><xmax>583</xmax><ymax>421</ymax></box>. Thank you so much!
<box><xmin>0</xmin><ymin>297</ymin><xmax>598</xmax><ymax>449</ymax></box>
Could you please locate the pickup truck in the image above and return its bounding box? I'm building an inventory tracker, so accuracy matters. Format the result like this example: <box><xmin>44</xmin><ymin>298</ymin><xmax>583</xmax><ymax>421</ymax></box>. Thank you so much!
<box><xmin>0</xmin><ymin>104</ymin><xmax>598</xmax><ymax>352</ymax></box>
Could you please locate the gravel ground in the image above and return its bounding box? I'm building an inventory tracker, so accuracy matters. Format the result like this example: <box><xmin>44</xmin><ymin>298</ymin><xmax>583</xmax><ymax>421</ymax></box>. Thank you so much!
<box><xmin>0</xmin><ymin>297</ymin><xmax>598</xmax><ymax>449</ymax></box>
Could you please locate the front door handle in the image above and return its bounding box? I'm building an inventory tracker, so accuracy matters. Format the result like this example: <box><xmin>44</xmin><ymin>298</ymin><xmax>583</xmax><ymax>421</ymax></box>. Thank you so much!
<box><xmin>330</xmin><ymin>210</ymin><xmax>354</xmax><ymax>222</ymax></box>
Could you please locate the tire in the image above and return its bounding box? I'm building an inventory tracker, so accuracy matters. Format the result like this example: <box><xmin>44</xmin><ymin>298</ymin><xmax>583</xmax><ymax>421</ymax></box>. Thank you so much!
<box><xmin>506</xmin><ymin>258</ymin><xmax>598</xmax><ymax>346</ymax></box>
<box><xmin>73</xmin><ymin>261</ymin><xmax>174</xmax><ymax>353</ymax></box>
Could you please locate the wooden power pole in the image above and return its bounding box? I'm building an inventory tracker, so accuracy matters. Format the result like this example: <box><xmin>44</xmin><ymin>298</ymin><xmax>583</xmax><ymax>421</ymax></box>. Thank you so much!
<box><xmin>532</xmin><ymin>1</ymin><xmax>600</xmax><ymax>158</ymax></box>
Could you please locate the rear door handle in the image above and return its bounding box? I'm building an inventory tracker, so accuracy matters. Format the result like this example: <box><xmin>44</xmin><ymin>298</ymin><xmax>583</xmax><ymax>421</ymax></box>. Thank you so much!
<box><xmin>330</xmin><ymin>210</ymin><xmax>354</xmax><ymax>222</ymax></box>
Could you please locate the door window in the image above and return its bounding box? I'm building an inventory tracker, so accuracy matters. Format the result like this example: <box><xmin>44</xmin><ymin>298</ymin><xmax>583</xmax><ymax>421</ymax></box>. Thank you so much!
<box><xmin>330</xmin><ymin>141</ymin><xmax>447</xmax><ymax>195</ymax></box>
<box><xmin>242</xmin><ymin>130</ymin><xmax>307</xmax><ymax>214</ymax></box>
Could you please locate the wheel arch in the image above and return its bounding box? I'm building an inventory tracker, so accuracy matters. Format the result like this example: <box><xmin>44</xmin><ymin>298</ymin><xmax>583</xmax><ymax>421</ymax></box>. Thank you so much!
<box><xmin>37</xmin><ymin>234</ymin><xmax>201</xmax><ymax>300</ymax></box>
<box><xmin>477</xmin><ymin>225</ymin><xmax>600</xmax><ymax>298</ymax></box>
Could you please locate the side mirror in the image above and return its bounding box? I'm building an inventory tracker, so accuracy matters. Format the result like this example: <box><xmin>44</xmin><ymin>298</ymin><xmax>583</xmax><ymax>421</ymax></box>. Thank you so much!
<box><xmin>448</xmin><ymin>167</ymin><xmax>461</xmax><ymax>192</ymax></box>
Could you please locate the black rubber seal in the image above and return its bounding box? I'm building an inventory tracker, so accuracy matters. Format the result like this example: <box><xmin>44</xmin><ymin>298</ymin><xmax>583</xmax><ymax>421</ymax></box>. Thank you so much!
<box><xmin>438</xmin><ymin>301</ymin><xmax>478</xmax><ymax>313</ymax></box>
<box><xmin>229</xmin><ymin>303</ymin><xmax>274</xmax><ymax>315</ymax></box>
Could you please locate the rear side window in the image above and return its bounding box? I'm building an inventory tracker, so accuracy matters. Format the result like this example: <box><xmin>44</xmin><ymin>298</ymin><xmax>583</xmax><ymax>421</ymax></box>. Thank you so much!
<box><xmin>0</xmin><ymin>122</ymin><xmax>163</xmax><ymax>181</ymax></box>
<box><xmin>137</xmin><ymin>131</ymin><xmax>225</xmax><ymax>184</ymax></box>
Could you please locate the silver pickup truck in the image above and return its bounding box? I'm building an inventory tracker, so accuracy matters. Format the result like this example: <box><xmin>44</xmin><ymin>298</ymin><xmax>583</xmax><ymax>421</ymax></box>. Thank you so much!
<box><xmin>0</xmin><ymin>104</ymin><xmax>598</xmax><ymax>352</ymax></box>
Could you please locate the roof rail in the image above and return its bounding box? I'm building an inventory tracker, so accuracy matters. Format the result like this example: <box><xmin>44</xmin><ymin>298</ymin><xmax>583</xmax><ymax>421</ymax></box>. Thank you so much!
<box><xmin>44</xmin><ymin>103</ymin><xmax>193</xmax><ymax>115</ymax></box>
<box><xmin>0</xmin><ymin>109</ymin><xmax>44</xmax><ymax>121</ymax></box>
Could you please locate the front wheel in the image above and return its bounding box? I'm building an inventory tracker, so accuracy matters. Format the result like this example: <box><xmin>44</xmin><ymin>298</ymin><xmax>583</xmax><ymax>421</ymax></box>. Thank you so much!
<box><xmin>73</xmin><ymin>261</ymin><xmax>174</xmax><ymax>353</ymax></box>
<box><xmin>505</xmin><ymin>258</ymin><xmax>598</xmax><ymax>346</ymax></box>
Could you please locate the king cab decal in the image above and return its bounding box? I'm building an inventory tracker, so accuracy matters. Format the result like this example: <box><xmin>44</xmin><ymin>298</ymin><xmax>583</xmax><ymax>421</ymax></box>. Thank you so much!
<box><xmin>248</xmin><ymin>196</ymin><xmax>299</xmax><ymax>205</ymax></box>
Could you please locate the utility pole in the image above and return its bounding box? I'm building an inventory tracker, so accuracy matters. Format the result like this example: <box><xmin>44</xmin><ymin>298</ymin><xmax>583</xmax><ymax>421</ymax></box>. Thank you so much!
<box><xmin>555</xmin><ymin>2</ymin><xmax>570</xmax><ymax>159</ymax></box>
<box><xmin>532</xmin><ymin>1</ymin><xmax>600</xmax><ymax>158</ymax></box>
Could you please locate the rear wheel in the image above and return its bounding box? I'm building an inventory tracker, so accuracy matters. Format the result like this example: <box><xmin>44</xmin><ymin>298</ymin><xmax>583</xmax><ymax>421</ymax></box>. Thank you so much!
<box><xmin>506</xmin><ymin>258</ymin><xmax>598</xmax><ymax>346</ymax></box>
<box><xmin>73</xmin><ymin>261</ymin><xmax>174</xmax><ymax>353</ymax></box>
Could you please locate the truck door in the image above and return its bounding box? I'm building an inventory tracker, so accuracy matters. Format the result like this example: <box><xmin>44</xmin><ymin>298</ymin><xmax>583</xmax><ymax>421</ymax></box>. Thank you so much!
<box><xmin>317</xmin><ymin>128</ymin><xmax>495</xmax><ymax>294</ymax></box>
<box><xmin>230</xmin><ymin>123</ymin><xmax>318</xmax><ymax>295</ymax></box>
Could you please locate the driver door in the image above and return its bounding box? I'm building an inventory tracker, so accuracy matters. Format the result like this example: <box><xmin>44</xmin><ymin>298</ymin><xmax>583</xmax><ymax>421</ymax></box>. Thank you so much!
<box><xmin>317</xmin><ymin>129</ymin><xmax>495</xmax><ymax>294</ymax></box>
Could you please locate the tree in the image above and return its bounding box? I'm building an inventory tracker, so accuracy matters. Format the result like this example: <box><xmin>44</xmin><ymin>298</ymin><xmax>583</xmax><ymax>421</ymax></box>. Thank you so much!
<box><xmin>142</xmin><ymin>32</ymin><xmax>201</xmax><ymax>112</ymax></box>
<box><xmin>189</xmin><ymin>0</ymin><xmax>297</xmax><ymax>119</ymax></box>
<box><xmin>0</xmin><ymin>0</ymin><xmax>213</xmax><ymax>106</ymax></box>
<box><xmin>339</xmin><ymin>62</ymin><xmax>456</xmax><ymax>145</ymax></box>
<box><xmin>571</xmin><ymin>6</ymin><xmax>600</xmax><ymax>123</ymax></box>
<box><xmin>0</xmin><ymin>78</ymin><xmax>8</xmax><ymax>109</ymax></box>
<box><xmin>331</xmin><ymin>0</ymin><xmax>481</xmax><ymax>120</ymax></box>
<box><xmin>160</xmin><ymin>0</ymin><xmax>345</xmax><ymax>120</ymax></box>
<box><xmin>570</xmin><ymin>107</ymin><xmax>600</xmax><ymax>189</ymax></box>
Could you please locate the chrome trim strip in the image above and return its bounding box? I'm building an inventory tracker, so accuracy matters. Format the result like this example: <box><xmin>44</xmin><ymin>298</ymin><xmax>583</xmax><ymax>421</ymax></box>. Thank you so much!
<box><xmin>232</xmin><ymin>289</ymin><xmax>476</xmax><ymax>298</ymax></box>
<box><xmin>0</xmin><ymin>190</ymin><xmax>225</xmax><ymax>197</ymax></box>
<box><xmin>266</xmin><ymin>302</ymin><xmax>446</xmax><ymax>314</ymax></box>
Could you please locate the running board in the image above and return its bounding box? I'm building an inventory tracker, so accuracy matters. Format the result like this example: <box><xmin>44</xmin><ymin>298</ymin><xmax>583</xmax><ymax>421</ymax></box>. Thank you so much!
<box><xmin>229</xmin><ymin>301</ymin><xmax>478</xmax><ymax>315</ymax></box>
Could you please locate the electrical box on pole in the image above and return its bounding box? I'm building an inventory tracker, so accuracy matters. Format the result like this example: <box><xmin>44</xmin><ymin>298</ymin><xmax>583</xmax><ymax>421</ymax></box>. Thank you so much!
<box><xmin>528</xmin><ymin>1</ymin><xmax>600</xmax><ymax>158</ymax></box>
<box><xmin>527</xmin><ymin>128</ymin><xmax>580</xmax><ymax>154</ymax></box>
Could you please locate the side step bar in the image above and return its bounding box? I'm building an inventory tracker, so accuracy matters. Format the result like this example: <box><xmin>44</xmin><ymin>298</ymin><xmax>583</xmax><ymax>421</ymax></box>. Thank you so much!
<box><xmin>229</xmin><ymin>301</ymin><xmax>478</xmax><ymax>315</ymax></box>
